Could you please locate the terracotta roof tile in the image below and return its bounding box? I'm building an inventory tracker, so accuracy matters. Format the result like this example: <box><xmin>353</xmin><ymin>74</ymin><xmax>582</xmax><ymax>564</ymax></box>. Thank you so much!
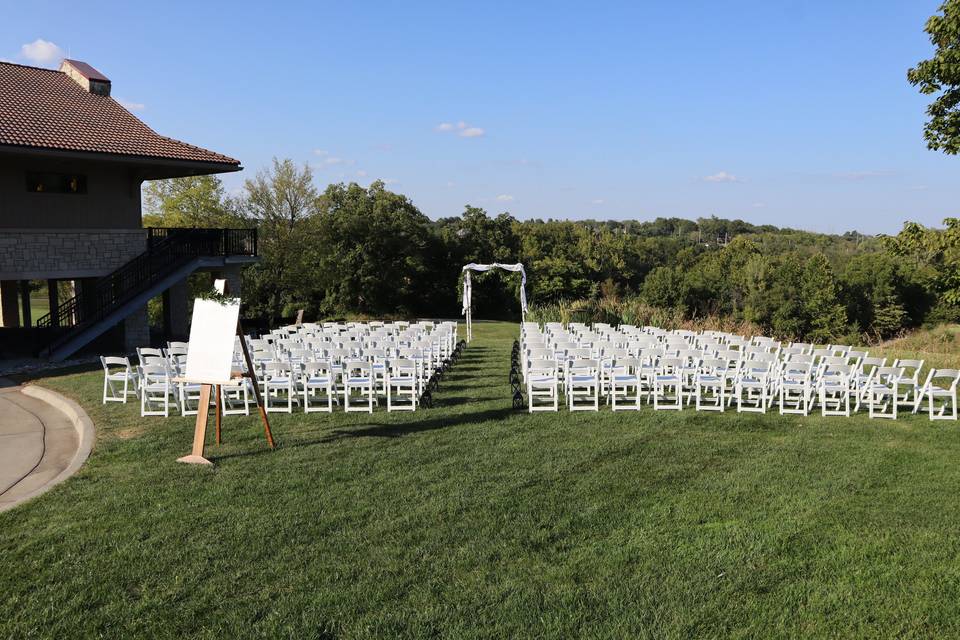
<box><xmin>0</xmin><ymin>61</ymin><xmax>240</xmax><ymax>166</ymax></box>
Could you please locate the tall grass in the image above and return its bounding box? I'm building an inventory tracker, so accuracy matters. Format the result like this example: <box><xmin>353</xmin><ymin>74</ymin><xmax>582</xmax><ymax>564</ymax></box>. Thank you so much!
<box><xmin>527</xmin><ymin>297</ymin><xmax>761</xmax><ymax>336</ymax></box>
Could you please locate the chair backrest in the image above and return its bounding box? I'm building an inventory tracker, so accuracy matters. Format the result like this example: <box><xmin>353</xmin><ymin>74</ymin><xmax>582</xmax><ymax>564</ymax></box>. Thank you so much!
<box><xmin>872</xmin><ymin>366</ymin><xmax>904</xmax><ymax>385</ymax></box>
<box><xmin>141</xmin><ymin>363</ymin><xmax>169</xmax><ymax>383</ymax></box>
<box><xmin>137</xmin><ymin>347</ymin><xmax>163</xmax><ymax>365</ymax></box>
<box><xmin>893</xmin><ymin>359</ymin><xmax>924</xmax><ymax>382</ymax></box>
<box><xmin>265</xmin><ymin>362</ymin><xmax>292</xmax><ymax>377</ymax></box>
<box><xmin>699</xmin><ymin>358</ymin><xmax>727</xmax><ymax>374</ymax></box>
<box><xmin>389</xmin><ymin>358</ymin><xmax>417</xmax><ymax>376</ymax></box>
<box><xmin>568</xmin><ymin>358</ymin><xmax>599</xmax><ymax>376</ymax></box>
<box><xmin>859</xmin><ymin>356</ymin><xmax>886</xmax><ymax>373</ymax></box>
<box><xmin>927</xmin><ymin>369</ymin><xmax>960</xmax><ymax>389</ymax></box>
<box><xmin>303</xmin><ymin>360</ymin><xmax>333</xmax><ymax>377</ymax></box>
<box><xmin>820</xmin><ymin>363</ymin><xmax>856</xmax><ymax>383</ymax></box>
<box><xmin>781</xmin><ymin>358</ymin><xmax>813</xmax><ymax>379</ymax></box>
<box><xmin>527</xmin><ymin>359</ymin><xmax>557</xmax><ymax>377</ymax></box>
<box><xmin>818</xmin><ymin>356</ymin><xmax>847</xmax><ymax>369</ymax></box>
<box><xmin>845</xmin><ymin>350</ymin><xmax>868</xmax><ymax>365</ymax></box>
<box><xmin>101</xmin><ymin>355</ymin><xmax>130</xmax><ymax>371</ymax></box>
<box><xmin>658</xmin><ymin>357</ymin><xmax>683</xmax><ymax>373</ymax></box>
<box><xmin>344</xmin><ymin>360</ymin><xmax>372</xmax><ymax>376</ymax></box>
<box><xmin>611</xmin><ymin>357</ymin><xmax>641</xmax><ymax>374</ymax></box>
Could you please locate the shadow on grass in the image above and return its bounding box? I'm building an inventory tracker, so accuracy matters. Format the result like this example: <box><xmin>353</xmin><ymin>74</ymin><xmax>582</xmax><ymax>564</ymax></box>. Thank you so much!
<box><xmin>211</xmin><ymin>406</ymin><xmax>516</xmax><ymax>462</ymax></box>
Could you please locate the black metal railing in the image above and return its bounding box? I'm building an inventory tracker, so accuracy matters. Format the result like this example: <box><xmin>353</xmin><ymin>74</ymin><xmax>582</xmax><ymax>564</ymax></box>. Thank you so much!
<box><xmin>36</xmin><ymin>228</ymin><xmax>257</xmax><ymax>331</ymax></box>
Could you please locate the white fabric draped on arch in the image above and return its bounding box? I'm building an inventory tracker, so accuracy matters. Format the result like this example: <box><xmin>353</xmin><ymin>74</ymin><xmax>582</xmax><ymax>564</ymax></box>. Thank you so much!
<box><xmin>460</xmin><ymin>263</ymin><xmax>527</xmax><ymax>341</ymax></box>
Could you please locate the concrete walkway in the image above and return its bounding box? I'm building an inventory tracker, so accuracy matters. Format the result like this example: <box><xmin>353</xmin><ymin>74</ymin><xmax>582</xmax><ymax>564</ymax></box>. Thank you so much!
<box><xmin>0</xmin><ymin>381</ymin><xmax>84</xmax><ymax>512</ymax></box>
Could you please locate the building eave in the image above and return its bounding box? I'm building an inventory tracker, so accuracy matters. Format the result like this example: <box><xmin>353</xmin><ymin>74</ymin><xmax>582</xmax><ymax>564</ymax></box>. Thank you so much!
<box><xmin>0</xmin><ymin>144</ymin><xmax>242</xmax><ymax>179</ymax></box>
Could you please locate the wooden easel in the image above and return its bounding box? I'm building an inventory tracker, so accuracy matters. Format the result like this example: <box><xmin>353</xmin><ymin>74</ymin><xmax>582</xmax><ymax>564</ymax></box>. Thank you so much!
<box><xmin>176</xmin><ymin>281</ymin><xmax>275</xmax><ymax>465</ymax></box>
<box><xmin>176</xmin><ymin>320</ymin><xmax>275</xmax><ymax>465</ymax></box>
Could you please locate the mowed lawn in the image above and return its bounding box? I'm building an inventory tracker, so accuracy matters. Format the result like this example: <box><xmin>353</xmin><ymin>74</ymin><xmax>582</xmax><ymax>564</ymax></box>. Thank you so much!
<box><xmin>4</xmin><ymin>322</ymin><xmax>960</xmax><ymax>638</ymax></box>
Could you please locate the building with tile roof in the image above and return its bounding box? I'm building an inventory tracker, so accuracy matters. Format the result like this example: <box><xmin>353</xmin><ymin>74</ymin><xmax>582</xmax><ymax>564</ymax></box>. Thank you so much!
<box><xmin>0</xmin><ymin>60</ymin><xmax>255</xmax><ymax>359</ymax></box>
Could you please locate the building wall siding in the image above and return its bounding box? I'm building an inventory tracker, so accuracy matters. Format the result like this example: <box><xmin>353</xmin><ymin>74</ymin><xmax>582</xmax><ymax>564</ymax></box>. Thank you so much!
<box><xmin>0</xmin><ymin>229</ymin><xmax>146</xmax><ymax>280</ymax></box>
<box><xmin>0</xmin><ymin>157</ymin><xmax>142</xmax><ymax>229</ymax></box>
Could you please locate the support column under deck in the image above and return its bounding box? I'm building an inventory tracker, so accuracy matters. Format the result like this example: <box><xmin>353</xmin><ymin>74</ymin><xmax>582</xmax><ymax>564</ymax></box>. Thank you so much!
<box><xmin>0</xmin><ymin>281</ymin><xmax>20</xmax><ymax>328</ymax></box>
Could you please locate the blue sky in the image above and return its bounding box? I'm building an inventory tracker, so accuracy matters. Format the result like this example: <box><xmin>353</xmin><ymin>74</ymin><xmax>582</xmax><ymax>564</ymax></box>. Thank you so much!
<box><xmin>3</xmin><ymin>1</ymin><xmax>956</xmax><ymax>234</ymax></box>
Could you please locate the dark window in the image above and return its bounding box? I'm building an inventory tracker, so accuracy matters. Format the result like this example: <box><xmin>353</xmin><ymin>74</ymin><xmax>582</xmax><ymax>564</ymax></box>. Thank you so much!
<box><xmin>25</xmin><ymin>172</ymin><xmax>87</xmax><ymax>194</ymax></box>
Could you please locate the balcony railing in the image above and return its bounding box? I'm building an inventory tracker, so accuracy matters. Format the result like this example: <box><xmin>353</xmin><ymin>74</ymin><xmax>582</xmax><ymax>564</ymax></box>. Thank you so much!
<box><xmin>36</xmin><ymin>227</ymin><xmax>258</xmax><ymax>330</ymax></box>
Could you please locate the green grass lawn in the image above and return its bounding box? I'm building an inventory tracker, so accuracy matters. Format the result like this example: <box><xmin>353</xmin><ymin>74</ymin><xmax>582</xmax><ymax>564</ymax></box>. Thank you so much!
<box><xmin>4</xmin><ymin>321</ymin><xmax>960</xmax><ymax>638</ymax></box>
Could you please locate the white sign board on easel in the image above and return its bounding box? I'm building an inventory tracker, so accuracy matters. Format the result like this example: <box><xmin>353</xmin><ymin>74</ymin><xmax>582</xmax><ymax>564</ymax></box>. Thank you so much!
<box><xmin>183</xmin><ymin>297</ymin><xmax>240</xmax><ymax>384</ymax></box>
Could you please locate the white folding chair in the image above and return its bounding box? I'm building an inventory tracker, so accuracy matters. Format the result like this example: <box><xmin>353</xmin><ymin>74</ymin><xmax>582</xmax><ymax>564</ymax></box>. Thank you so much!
<box><xmin>100</xmin><ymin>356</ymin><xmax>136</xmax><ymax>404</ymax></box>
<box><xmin>867</xmin><ymin>366</ymin><xmax>904</xmax><ymax>419</ymax></box>
<box><xmin>264</xmin><ymin>362</ymin><xmax>297</xmax><ymax>414</ymax></box>
<box><xmin>653</xmin><ymin>357</ymin><xmax>684</xmax><ymax>411</ymax></box>
<box><xmin>778</xmin><ymin>356</ymin><xmax>814</xmax><ymax>416</ymax></box>
<box><xmin>915</xmin><ymin>369</ymin><xmax>960</xmax><ymax>421</ymax></box>
<box><xmin>343</xmin><ymin>360</ymin><xmax>375</xmax><ymax>413</ymax></box>
<box><xmin>610</xmin><ymin>357</ymin><xmax>642</xmax><ymax>411</ymax></box>
<box><xmin>302</xmin><ymin>360</ymin><xmax>336</xmax><ymax>413</ymax></box>
<box><xmin>220</xmin><ymin>378</ymin><xmax>253</xmax><ymax>416</ymax></box>
<box><xmin>386</xmin><ymin>358</ymin><xmax>418</xmax><ymax>412</ymax></box>
<box><xmin>566</xmin><ymin>358</ymin><xmax>600</xmax><ymax>411</ymax></box>
<box><xmin>736</xmin><ymin>362</ymin><xmax>772</xmax><ymax>413</ymax></box>
<box><xmin>695</xmin><ymin>358</ymin><xmax>728</xmax><ymax>412</ymax></box>
<box><xmin>527</xmin><ymin>359</ymin><xmax>559</xmax><ymax>412</ymax></box>
<box><xmin>140</xmin><ymin>364</ymin><xmax>172</xmax><ymax>417</ymax></box>
<box><xmin>893</xmin><ymin>359</ymin><xmax>925</xmax><ymax>410</ymax></box>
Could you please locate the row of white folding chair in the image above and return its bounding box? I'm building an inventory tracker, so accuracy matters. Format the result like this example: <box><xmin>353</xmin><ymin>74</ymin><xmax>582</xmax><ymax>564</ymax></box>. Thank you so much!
<box><xmin>259</xmin><ymin>359</ymin><xmax>419</xmax><ymax>414</ymax></box>
<box><xmin>524</xmin><ymin>349</ymin><xmax>954</xmax><ymax>419</ymax></box>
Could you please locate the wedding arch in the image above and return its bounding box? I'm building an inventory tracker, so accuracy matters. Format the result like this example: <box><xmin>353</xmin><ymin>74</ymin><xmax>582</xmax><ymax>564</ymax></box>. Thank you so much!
<box><xmin>460</xmin><ymin>263</ymin><xmax>528</xmax><ymax>341</ymax></box>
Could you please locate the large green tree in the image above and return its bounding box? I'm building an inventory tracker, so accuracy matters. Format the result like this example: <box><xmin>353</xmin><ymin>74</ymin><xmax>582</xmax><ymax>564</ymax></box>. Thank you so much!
<box><xmin>142</xmin><ymin>175</ymin><xmax>242</xmax><ymax>227</ymax></box>
<box><xmin>908</xmin><ymin>0</ymin><xmax>960</xmax><ymax>154</ymax></box>
<box><xmin>314</xmin><ymin>181</ymin><xmax>439</xmax><ymax>317</ymax></box>
<box><xmin>241</xmin><ymin>158</ymin><xmax>321</xmax><ymax>322</ymax></box>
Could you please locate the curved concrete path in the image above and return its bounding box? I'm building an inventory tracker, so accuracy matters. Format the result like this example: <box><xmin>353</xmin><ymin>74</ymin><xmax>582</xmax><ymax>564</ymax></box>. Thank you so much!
<box><xmin>0</xmin><ymin>381</ymin><xmax>91</xmax><ymax>512</ymax></box>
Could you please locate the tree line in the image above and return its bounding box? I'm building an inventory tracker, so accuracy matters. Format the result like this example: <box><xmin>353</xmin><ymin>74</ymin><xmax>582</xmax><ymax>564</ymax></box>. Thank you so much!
<box><xmin>143</xmin><ymin>159</ymin><xmax>959</xmax><ymax>344</ymax></box>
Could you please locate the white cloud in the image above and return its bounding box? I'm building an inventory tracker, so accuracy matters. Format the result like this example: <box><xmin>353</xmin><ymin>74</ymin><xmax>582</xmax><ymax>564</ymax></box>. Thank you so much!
<box><xmin>496</xmin><ymin>194</ymin><xmax>514</xmax><ymax>202</ymax></box>
<box><xmin>356</xmin><ymin>169</ymin><xmax>368</xmax><ymax>178</ymax></box>
<box><xmin>910</xmin><ymin>185</ymin><xmax>929</xmax><ymax>191</ymax></box>
<box><xmin>436</xmin><ymin>120</ymin><xmax>485</xmax><ymax>138</ymax></box>
<box><xmin>592</xmin><ymin>199</ymin><xmax>605</xmax><ymax>205</ymax></box>
<box><xmin>116</xmin><ymin>98</ymin><xmax>145</xmax><ymax>112</ymax></box>
<box><xmin>312</xmin><ymin>149</ymin><xmax>353</xmax><ymax>167</ymax></box>
<box><xmin>703</xmin><ymin>171</ymin><xmax>742</xmax><ymax>183</ymax></box>
<box><xmin>752</xmin><ymin>202</ymin><xmax>766</xmax><ymax>208</ymax></box>
<box><xmin>20</xmin><ymin>39</ymin><xmax>64</xmax><ymax>66</ymax></box>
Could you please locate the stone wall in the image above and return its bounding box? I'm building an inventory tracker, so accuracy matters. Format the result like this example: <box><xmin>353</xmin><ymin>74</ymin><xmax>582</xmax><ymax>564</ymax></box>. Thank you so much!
<box><xmin>0</xmin><ymin>229</ymin><xmax>146</xmax><ymax>280</ymax></box>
